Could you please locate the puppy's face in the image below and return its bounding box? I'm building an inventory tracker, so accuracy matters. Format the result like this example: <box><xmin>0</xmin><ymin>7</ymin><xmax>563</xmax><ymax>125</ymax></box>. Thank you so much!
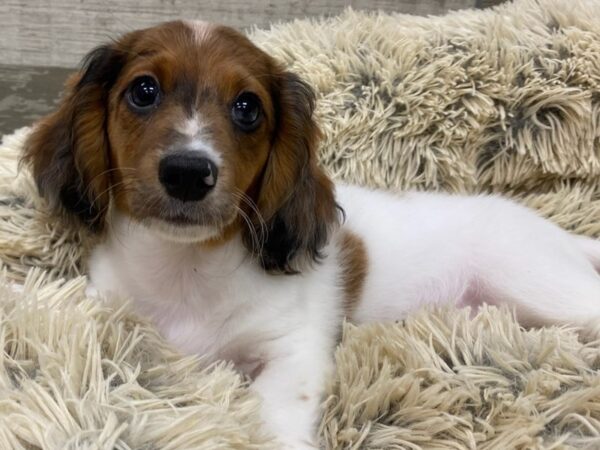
<box><xmin>106</xmin><ymin>23</ymin><xmax>276</xmax><ymax>241</ymax></box>
<box><xmin>23</xmin><ymin>21</ymin><xmax>339</xmax><ymax>273</ymax></box>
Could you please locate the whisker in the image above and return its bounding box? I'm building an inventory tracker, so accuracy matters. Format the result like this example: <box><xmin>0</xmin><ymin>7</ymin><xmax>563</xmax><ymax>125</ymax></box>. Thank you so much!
<box><xmin>233</xmin><ymin>204</ymin><xmax>261</xmax><ymax>260</ymax></box>
<box><xmin>88</xmin><ymin>178</ymin><xmax>137</xmax><ymax>209</ymax></box>
<box><xmin>231</xmin><ymin>189</ymin><xmax>268</xmax><ymax>249</ymax></box>
<box><xmin>82</xmin><ymin>167</ymin><xmax>139</xmax><ymax>202</ymax></box>
<box><xmin>89</xmin><ymin>167</ymin><xmax>137</xmax><ymax>184</ymax></box>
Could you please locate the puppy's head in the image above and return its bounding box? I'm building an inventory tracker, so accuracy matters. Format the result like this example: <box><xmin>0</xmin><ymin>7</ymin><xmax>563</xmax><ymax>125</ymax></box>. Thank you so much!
<box><xmin>22</xmin><ymin>21</ymin><xmax>339</xmax><ymax>273</ymax></box>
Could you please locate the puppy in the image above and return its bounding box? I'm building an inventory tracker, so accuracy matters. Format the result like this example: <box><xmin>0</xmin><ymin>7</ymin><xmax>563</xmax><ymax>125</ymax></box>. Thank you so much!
<box><xmin>23</xmin><ymin>20</ymin><xmax>600</xmax><ymax>449</ymax></box>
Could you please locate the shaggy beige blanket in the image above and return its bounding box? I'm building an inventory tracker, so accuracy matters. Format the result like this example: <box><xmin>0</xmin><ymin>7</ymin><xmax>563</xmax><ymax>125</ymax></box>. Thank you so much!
<box><xmin>2</xmin><ymin>0</ymin><xmax>600</xmax><ymax>448</ymax></box>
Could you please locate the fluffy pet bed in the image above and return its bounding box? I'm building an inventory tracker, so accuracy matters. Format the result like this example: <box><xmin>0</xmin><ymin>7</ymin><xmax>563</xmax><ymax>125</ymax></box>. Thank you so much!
<box><xmin>2</xmin><ymin>0</ymin><xmax>600</xmax><ymax>448</ymax></box>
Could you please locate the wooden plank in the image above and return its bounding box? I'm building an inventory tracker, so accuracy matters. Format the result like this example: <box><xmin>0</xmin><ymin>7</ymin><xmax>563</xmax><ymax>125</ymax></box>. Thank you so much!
<box><xmin>1</xmin><ymin>0</ymin><xmax>476</xmax><ymax>68</ymax></box>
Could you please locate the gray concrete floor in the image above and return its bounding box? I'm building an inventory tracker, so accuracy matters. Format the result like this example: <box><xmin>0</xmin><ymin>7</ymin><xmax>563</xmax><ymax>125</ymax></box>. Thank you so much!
<box><xmin>0</xmin><ymin>65</ymin><xmax>72</xmax><ymax>137</ymax></box>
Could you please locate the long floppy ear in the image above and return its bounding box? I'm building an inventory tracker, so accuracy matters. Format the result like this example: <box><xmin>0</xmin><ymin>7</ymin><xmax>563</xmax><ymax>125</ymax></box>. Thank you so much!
<box><xmin>21</xmin><ymin>45</ymin><xmax>125</xmax><ymax>231</ymax></box>
<box><xmin>245</xmin><ymin>71</ymin><xmax>341</xmax><ymax>274</ymax></box>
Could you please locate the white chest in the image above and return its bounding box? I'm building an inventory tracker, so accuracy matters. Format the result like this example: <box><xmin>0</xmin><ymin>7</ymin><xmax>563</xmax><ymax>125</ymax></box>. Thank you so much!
<box><xmin>87</xmin><ymin>219</ymin><xmax>341</xmax><ymax>370</ymax></box>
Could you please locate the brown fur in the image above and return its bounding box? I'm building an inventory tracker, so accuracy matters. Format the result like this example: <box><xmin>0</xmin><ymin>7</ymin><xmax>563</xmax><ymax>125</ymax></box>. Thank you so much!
<box><xmin>338</xmin><ymin>231</ymin><xmax>369</xmax><ymax>317</ymax></box>
<box><xmin>21</xmin><ymin>60</ymin><xmax>116</xmax><ymax>230</ymax></box>
<box><xmin>22</xmin><ymin>21</ymin><xmax>340</xmax><ymax>274</ymax></box>
<box><xmin>249</xmin><ymin>71</ymin><xmax>341</xmax><ymax>273</ymax></box>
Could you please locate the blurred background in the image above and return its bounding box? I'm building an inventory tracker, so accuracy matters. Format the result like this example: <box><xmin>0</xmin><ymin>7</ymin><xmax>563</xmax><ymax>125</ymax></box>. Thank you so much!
<box><xmin>0</xmin><ymin>0</ymin><xmax>504</xmax><ymax>136</ymax></box>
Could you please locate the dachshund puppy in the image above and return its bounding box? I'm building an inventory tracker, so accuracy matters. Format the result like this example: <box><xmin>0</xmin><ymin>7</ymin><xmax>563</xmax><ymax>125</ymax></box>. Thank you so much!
<box><xmin>23</xmin><ymin>21</ymin><xmax>600</xmax><ymax>449</ymax></box>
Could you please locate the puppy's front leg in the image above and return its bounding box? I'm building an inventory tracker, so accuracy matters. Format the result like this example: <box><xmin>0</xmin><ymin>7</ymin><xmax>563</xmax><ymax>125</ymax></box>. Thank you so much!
<box><xmin>252</xmin><ymin>330</ymin><xmax>334</xmax><ymax>450</ymax></box>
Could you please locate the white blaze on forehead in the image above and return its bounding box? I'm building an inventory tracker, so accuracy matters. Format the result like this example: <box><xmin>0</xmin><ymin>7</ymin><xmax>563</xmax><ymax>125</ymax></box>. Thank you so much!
<box><xmin>184</xmin><ymin>20</ymin><xmax>214</xmax><ymax>43</ymax></box>
<box><xmin>175</xmin><ymin>115</ymin><xmax>223</xmax><ymax>166</ymax></box>
<box><xmin>178</xmin><ymin>115</ymin><xmax>202</xmax><ymax>137</ymax></box>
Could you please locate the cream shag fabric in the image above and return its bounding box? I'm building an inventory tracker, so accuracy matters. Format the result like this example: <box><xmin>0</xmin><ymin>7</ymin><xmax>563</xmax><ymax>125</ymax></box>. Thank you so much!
<box><xmin>2</xmin><ymin>0</ymin><xmax>600</xmax><ymax>448</ymax></box>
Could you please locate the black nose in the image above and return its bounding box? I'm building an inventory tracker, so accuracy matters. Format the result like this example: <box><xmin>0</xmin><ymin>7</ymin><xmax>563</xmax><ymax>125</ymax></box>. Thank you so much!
<box><xmin>159</xmin><ymin>152</ymin><xmax>218</xmax><ymax>202</ymax></box>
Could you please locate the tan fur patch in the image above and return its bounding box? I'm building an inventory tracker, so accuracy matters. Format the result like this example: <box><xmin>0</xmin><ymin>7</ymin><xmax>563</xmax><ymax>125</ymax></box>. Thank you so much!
<box><xmin>338</xmin><ymin>231</ymin><xmax>368</xmax><ymax>318</ymax></box>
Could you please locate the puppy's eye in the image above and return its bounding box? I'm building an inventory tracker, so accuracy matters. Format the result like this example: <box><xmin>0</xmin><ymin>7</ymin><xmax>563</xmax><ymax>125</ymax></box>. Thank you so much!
<box><xmin>127</xmin><ymin>76</ymin><xmax>161</xmax><ymax>111</ymax></box>
<box><xmin>231</xmin><ymin>92</ymin><xmax>262</xmax><ymax>131</ymax></box>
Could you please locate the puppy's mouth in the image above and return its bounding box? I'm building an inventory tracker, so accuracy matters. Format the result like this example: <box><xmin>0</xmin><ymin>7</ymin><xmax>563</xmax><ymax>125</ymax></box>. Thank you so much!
<box><xmin>117</xmin><ymin>176</ymin><xmax>237</xmax><ymax>242</ymax></box>
<box><xmin>143</xmin><ymin>217</ymin><xmax>225</xmax><ymax>243</ymax></box>
<box><xmin>150</xmin><ymin>203</ymin><xmax>237</xmax><ymax>243</ymax></box>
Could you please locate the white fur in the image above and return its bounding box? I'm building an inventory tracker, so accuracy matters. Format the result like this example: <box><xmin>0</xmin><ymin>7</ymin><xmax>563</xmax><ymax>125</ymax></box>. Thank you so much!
<box><xmin>187</xmin><ymin>137</ymin><xmax>223</xmax><ymax>167</ymax></box>
<box><xmin>139</xmin><ymin>217</ymin><xmax>223</xmax><ymax>243</ymax></box>
<box><xmin>184</xmin><ymin>20</ymin><xmax>214</xmax><ymax>43</ymax></box>
<box><xmin>175</xmin><ymin>116</ymin><xmax>223</xmax><ymax>167</ymax></box>
<box><xmin>177</xmin><ymin>116</ymin><xmax>201</xmax><ymax>137</ymax></box>
<box><xmin>89</xmin><ymin>184</ymin><xmax>600</xmax><ymax>449</ymax></box>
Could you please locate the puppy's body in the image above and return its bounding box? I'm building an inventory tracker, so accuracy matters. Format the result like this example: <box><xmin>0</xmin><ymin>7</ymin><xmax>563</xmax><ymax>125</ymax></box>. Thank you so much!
<box><xmin>91</xmin><ymin>212</ymin><xmax>341</xmax><ymax>448</ymax></box>
<box><xmin>89</xmin><ymin>184</ymin><xmax>600</xmax><ymax>449</ymax></box>
<box><xmin>92</xmin><ymin>185</ymin><xmax>600</xmax><ymax>338</ymax></box>
<box><xmin>22</xmin><ymin>20</ymin><xmax>600</xmax><ymax>449</ymax></box>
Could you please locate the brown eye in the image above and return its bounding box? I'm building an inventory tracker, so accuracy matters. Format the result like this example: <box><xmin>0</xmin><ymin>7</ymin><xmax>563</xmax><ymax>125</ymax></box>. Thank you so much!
<box><xmin>127</xmin><ymin>76</ymin><xmax>161</xmax><ymax>112</ymax></box>
<box><xmin>231</xmin><ymin>92</ymin><xmax>262</xmax><ymax>131</ymax></box>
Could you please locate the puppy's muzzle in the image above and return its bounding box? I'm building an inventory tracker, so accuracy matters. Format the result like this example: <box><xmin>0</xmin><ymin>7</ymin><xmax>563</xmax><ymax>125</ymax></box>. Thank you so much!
<box><xmin>159</xmin><ymin>151</ymin><xmax>218</xmax><ymax>202</ymax></box>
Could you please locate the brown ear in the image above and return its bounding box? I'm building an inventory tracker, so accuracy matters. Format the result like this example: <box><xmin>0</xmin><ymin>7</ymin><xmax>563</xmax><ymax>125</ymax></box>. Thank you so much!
<box><xmin>245</xmin><ymin>71</ymin><xmax>341</xmax><ymax>274</ymax></box>
<box><xmin>22</xmin><ymin>45</ymin><xmax>124</xmax><ymax>231</ymax></box>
